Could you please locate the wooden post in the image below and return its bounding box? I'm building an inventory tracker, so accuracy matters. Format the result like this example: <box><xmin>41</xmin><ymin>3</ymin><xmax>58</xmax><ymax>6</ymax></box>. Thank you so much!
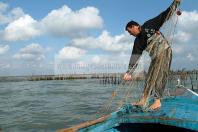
<box><xmin>57</xmin><ymin>115</ymin><xmax>109</xmax><ymax>132</ymax></box>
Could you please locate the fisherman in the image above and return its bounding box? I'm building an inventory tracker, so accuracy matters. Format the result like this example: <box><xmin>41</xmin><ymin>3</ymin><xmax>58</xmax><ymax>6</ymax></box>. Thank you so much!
<box><xmin>123</xmin><ymin>0</ymin><xmax>181</xmax><ymax>110</ymax></box>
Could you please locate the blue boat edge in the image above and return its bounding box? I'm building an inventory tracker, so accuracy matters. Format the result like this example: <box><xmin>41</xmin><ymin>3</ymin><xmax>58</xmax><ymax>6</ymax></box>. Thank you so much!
<box><xmin>57</xmin><ymin>88</ymin><xmax>198</xmax><ymax>132</ymax></box>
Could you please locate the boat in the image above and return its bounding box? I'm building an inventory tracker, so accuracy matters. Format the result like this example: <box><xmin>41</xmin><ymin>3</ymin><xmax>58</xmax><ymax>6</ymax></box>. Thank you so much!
<box><xmin>57</xmin><ymin>88</ymin><xmax>198</xmax><ymax>132</ymax></box>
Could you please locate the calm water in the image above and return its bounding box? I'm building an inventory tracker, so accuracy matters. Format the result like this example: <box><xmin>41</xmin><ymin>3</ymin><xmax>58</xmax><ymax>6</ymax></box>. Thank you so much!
<box><xmin>0</xmin><ymin>79</ymin><xmax>197</xmax><ymax>132</ymax></box>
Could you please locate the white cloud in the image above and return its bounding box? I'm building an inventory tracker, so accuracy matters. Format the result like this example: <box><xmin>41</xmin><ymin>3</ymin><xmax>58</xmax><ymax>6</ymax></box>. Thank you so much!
<box><xmin>0</xmin><ymin>2</ymin><xmax>40</xmax><ymax>42</ymax></box>
<box><xmin>172</xmin><ymin>45</ymin><xmax>183</xmax><ymax>54</ymax></box>
<box><xmin>10</xmin><ymin>7</ymin><xmax>25</xmax><ymax>20</ymax></box>
<box><xmin>187</xmin><ymin>53</ymin><xmax>194</xmax><ymax>61</ymax></box>
<box><xmin>2</xmin><ymin>15</ymin><xmax>41</xmax><ymax>41</ymax></box>
<box><xmin>1</xmin><ymin>3</ymin><xmax>103</xmax><ymax>41</ymax></box>
<box><xmin>55</xmin><ymin>53</ymin><xmax>130</xmax><ymax>74</ymax></box>
<box><xmin>0</xmin><ymin>2</ymin><xmax>8</xmax><ymax>12</ymax></box>
<box><xmin>41</xmin><ymin>5</ymin><xmax>103</xmax><ymax>37</ymax></box>
<box><xmin>0</xmin><ymin>45</ymin><xmax>9</xmax><ymax>54</ymax></box>
<box><xmin>57</xmin><ymin>46</ymin><xmax>86</xmax><ymax>60</ymax></box>
<box><xmin>171</xmin><ymin>10</ymin><xmax>198</xmax><ymax>69</ymax></box>
<box><xmin>0</xmin><ymin>62</ymin><xmax>10</xmax><ymax>69</ymax></box>
<box><xmin>71</xmin><ymin>30</ymin><xmax>133</xmax><ymax>52</ymax></box>
<box><xmin>0</xmin><ymin>2</ymin><xmax>9</xmax><ymax>24</ymax></box>
<box><xmin>91</xmin><ymin>55</ymin><xmax>109</xmax><ymax>64</ymax></box>
<box><xmin>14</xmin><ymin>43</ymin><xmax>45</xmax><ymax>61</ymax></box>
<box><xmin>46</xmin><ymin>47</ymin><xmax>53</xmax><ymax>52</ymax></box>
<box><xmin>0</xmin><ymin>63</ymin><xmax>10</xmax><ymax>69</ymax></box>
<box><xmin>174</xmin><ymin>31</ymin><xmax>191</xmax><ymax>43</ymax></box>
<box><xmin>0</xmin><ymin>2</ymin><xmax>25</xmax><ymax>25</ymax></box>
<box><xmin>0</xmin><ymin>14</ymin><xmax>9</xmax><ymax>25</ymax></box>
<box><xmin>178</xmin><ymin>10</ymin><xmax>198</xmax><ymax>35</ymax></box>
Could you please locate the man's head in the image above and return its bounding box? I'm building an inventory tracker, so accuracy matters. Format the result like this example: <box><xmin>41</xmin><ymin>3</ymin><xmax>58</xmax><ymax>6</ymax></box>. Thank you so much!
<box><xmin>125</xmin><ymin>20</ymin><xmax>141</xmax><ymax>37</ymax></box>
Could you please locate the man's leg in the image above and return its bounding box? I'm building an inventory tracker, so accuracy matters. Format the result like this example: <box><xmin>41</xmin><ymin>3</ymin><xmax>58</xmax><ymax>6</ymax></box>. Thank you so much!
<box><xmin>133</xmin><ymin>57</ymin><xmax>158</xmax><ymax>106</ymax></box>
<box><xmin>134</xmin><ymin>37</ymin><xmax>172</xmax><ymax>109</ymax></box>
<box><xmin>133</xmin><ymin>35</ymin><xmax>161</xmax><ymax>107</ymax></box>
<box><xmin>149</xmin><ymin>43</ymin><xmax>172</xmax><ymax>110</ymax></box>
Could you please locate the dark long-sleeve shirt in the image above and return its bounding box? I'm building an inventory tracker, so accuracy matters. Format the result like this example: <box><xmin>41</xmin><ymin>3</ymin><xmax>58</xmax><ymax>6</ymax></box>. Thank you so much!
<box><xmin>127</xmin><ymin>0</ymin><xmax>180</xmax><ymax>73</ymax></box>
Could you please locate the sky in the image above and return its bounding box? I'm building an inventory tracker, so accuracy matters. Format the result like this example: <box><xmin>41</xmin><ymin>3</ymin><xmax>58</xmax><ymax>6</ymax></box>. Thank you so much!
<box><xmin>0</xmin><ymin>0</ymin><xmax>197</xmax><ymax>76</ymax></box>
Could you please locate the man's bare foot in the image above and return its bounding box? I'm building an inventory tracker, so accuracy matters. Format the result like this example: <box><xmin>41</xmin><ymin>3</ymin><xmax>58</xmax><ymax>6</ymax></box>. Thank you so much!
<box><xmin>149</xmin><ymin>99</ymin><xmax>161</xmax><ymax>110</ymax></box>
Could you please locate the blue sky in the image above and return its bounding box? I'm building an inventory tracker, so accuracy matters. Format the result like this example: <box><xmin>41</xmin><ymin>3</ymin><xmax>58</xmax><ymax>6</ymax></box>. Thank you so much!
<box><xmin>0</xmin><ymin>0</ymin><xmax>197</xmax><ymax>76</ymax></box>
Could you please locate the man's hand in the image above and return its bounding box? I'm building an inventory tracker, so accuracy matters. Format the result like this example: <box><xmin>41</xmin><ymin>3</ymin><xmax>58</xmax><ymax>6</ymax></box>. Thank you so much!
<box><xmin>123</xmin><ymin>73</ymin><xmax>132</xmax><ymax>81</ymax></box>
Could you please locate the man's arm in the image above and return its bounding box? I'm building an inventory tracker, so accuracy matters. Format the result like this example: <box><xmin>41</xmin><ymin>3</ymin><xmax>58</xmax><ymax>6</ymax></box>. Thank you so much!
<box><xmin>144</xmin><ymin>0</ymin><xmax>180</xmax><ymax>30</ymax></box>
<box><xmin>126</xmin><ymin>41</ymin><xmax>142</xmax><ymax>74</ymax></box>
<box><xmin>126</xmin><ymin>54</ymin><xmax>141</xmax><ymax>74</ymax></box>
<box><xmin>124</xmin><ymin>49</ymin><xmax>141</xmax><ymax>81</ymax></box>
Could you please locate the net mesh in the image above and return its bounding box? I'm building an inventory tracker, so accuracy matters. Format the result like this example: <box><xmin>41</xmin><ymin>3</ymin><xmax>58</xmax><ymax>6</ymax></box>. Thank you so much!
<box><xmin>94</xmin><ymin>1</ymin><xmax>181</xmax><ymax>115</ymax></box>
<box><xmin>66</xmin><ymin>1</ymin><xmax>181</xmax><ymax>124</ymax></box>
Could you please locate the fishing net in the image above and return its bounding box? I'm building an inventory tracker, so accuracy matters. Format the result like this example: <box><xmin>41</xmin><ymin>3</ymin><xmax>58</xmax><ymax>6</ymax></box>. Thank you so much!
<box><xmin>65</xmin><ymin>0</ymin><xmax>182</xmax><ymax>125</ymax></box>
<box><xmin>95</xmin><ymin>1</ymin><xmax>182</xmax><ymax>115</ymax></box>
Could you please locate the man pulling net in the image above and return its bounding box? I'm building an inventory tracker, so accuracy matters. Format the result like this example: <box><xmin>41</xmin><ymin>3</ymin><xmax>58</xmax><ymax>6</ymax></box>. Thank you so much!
<box><xmin>123</xmin><ymin>0</ymin><xmax>181</xmax><ymax>110</ymax></box>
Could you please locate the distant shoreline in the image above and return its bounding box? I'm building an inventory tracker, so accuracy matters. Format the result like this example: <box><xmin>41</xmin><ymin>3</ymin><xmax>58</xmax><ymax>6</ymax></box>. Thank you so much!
<box><xmin>0</xmin><ymin>69</ymin><xmax>197</xmax><ymax>78</ymax></box>
<box><xmin>0</xmin><ymin>69</ymin><xmax>197</xmax><ymax>82</ymax></box>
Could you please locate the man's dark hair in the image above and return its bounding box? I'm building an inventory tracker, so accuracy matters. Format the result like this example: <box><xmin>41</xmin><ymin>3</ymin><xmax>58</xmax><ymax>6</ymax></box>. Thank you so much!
<box><xmin>125</xmin><ymin>20</ymin><xmax>139</xmax><ymax>31</ymax></box>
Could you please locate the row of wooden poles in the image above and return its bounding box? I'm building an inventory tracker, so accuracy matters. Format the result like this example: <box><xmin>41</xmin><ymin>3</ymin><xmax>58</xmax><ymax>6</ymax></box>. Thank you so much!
<box><xmin>100</xmin><ymin>74</ymin><xmax>198</xmax><ymax>90</ymax></box>
<box><xmin>28</xmin><ymin>73</ymin><xmax>125</xmax><ymax>81</ymax></box>
<box><xmin>28</xmin><ymin>70</ymin><xmax>198</xmax><ymax>89</ymax></box>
